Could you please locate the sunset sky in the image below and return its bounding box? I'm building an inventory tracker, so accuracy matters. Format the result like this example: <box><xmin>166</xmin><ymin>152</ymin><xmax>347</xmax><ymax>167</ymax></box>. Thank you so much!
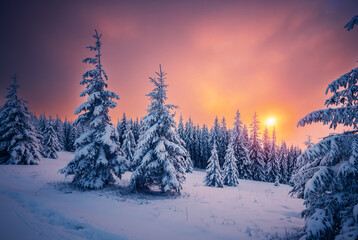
<box><xmin>1</xmin><ymin>0</ymin><xmax>358</xmax><ymax>147</ymax></box>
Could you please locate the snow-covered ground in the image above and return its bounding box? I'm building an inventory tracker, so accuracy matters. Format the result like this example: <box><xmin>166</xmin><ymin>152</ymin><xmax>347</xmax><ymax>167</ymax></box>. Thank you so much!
<box><xmin>0</xmin><ymin>152</ymin><xmax>304</xmax><ymax>240</ymax></box>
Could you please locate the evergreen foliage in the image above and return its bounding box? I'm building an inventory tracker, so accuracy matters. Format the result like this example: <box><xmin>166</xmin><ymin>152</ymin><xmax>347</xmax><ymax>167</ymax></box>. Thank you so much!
<box><xmin>43</xmin><ymin>120</ymin><xmax>61</xmax><ymax>159</ymax></box>
<box><xmin>248</xmin><ymin>112</ymin><xmax>265</xmax><ymax>181</ymax></box>
<box><xmin>223</xmin><ymin>134</ymin><xmax>240</xmax><ymax>186</ymax></box>
<box><xmin>129</xmin><ymin>65</ymin><xmax>191</xmax><ymax>193</ymax></box>
<box><xmin>0</xmin><ymin>75</ymin><xmax>40</xmax><ymax>165</ymax></box>
<box><xmin>60</xmin><ymin>30</ymin><xmax>126</xmax><ymax>190</ymax></box>
<box><xmin>204</xmin><ymin>142</ymin><xmax>223</xmax><ymax>188</ymax></box>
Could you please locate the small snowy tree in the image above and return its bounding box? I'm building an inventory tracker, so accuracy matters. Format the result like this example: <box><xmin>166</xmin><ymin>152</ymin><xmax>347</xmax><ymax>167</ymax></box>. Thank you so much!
<box><xmin>0</xmin><ymin>75</ymin><xmax>40</xmax><ymax>165</ymax></box>
<box><xmin>129</xmin><ymin>65</ymin><xmax>191</xmax><ymax>193</ymax></box>
<box><xmin>121</xmin><ymin>120</ymin><xmax>136</xmax><ymax>167</ymax></box>
<box><xmin>43</xmin><ymin>120</ymin><xmax>61</xmax><ymax>159</ymax></box>
<box><xmin>204</xmin><ymin>142</ymin><xmax>223</xmax><ymax>188</ymax></box>
<box><xmin>60</xmin><ymin>30</ymin><xmax>126</xmax><ymax>190</ymax></box>
<box><xmin>223</xmin><ymin>135</ymin><xmax>239</xmax><ymax>187</ymax></box>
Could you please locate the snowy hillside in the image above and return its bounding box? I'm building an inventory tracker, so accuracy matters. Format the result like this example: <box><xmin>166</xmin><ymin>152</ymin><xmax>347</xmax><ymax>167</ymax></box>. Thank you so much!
<box><xmin>0</xmin><ymin>152</ymin><xmax>304</xmax><ymax>240</ymax></box>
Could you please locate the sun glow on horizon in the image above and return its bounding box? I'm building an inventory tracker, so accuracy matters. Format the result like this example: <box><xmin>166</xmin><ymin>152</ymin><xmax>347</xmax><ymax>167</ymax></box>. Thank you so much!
<box><xmin>265</xmin><ymin>117</ymin><xmax>277</xmax><ymax>127</ymax></box>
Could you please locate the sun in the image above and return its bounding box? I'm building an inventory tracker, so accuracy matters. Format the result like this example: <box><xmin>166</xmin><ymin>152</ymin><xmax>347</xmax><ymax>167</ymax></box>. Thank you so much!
<box><xmin>265</xmin><ymin>117</ymin><xmax>276</xmax><ymax>127</ymax></box>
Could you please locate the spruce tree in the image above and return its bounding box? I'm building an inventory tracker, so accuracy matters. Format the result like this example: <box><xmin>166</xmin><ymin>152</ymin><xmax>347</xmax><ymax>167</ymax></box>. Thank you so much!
<box><xmin>177</xmin><ymin>114</ymin><xmax>185</xmax><ymax>141</ymax></box>
<box><xmin>278</xmin><ymin>141</ymin><xmax>289</xmax><ymax>183</ymax></box>
<box><xmin>43</xmin><ymin>120</ymin><xmax>61</xmax><ymax>159</ymax></box>
<box><xmin>184</xmin><ymin>117</ymin><xmax>195</xmax><ymax>163</ymax></box>
<box><xmin>121</xmin><ymin>120</ymin><xmax>136</xmax><ymax>167</ymax></box>
<box><xmin>117</xmin><ymin>113</ymin><xmax>127</xmax><ymax>145</ymax></box>
<box><xmin>199</xmin><ymin>124</ymin><xmax>210</xmax><ymax>169</ymax></box>
<box><xmin>218</xmin><ymin>117</ymin><xmax>229</xmax><ymax>166</ymax></box>
<box><xmin>240</xmin><ymin>124</ymin><xmax>252</xmax><ymax>179</ymax></box>
<box><xmin>60</xmin><ymin>30</ymin><xmax>126</xmax><ymax>190</ymax></box>
<box><xmin>132</xmin><ymin>117</ymin><xmax>140</xmax><ymax>143</ymax></box>
<box><xmin>54</xmin><ymin>115</ymin><xmax>65</xmax><ymax>150</ymax></box>
<box><xmin>292</xmin><ymin>20</ymin><xmax>358</xmax><ymax>238</ymax></box>
<box><xmin>204</xmin><ymin>142</ymin><xmax>223</xmax><ymax>188</ymax></box>
<box><xmin>262</xmin><ymin>127</ymin><xmax>271</xmax><ymax>182</ymax></box>
<box><xmin>267</xmin><ymin>127</ymin><xmax>280</xmax><ymax>182</ymax></box>
<box><xmin>248</xmin><ymin>112</ymin><xmax>265</xmax><ymax>181</ymax></box>
<box><xmin>129</xmin><ymin>65</ymin><xmax>191</xmax><ymax>193</ymax></box>
<box><xmin>231</xmin><ymin>110</ymin><xmax>251</xmax><ymax>179</ymax></box>
<box><xmin>0</xmin><ymin>75</ymin><xmax>40</xmax><ymax>165</ymax></box>
<box><xmin>223</xmin><ymin>134</ymin><xmax>240</xmax><ymax>186</ymax></box>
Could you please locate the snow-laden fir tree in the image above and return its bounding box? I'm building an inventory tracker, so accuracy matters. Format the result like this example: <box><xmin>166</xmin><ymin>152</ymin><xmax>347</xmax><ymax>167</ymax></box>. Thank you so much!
<box><xmin>177</xmin><ymin>114</ymin><xmax>185</xmax><ymax>141</ymax></box>
<box><xmin>267</xmin><ymin>127</ymin><xmax>280</xmax><ymax>182</ymax></box>
<box><xmin>0</xmin><ymin>75</ymin><xmax>40</xmax><ymax>165</ymax></box>
<box><xmin>292</xmin><ymin>21</ymin><xmax>358</xmax><ymax>238</ymax></box>
<box><xmin>262</xmin><ymin>127</ymin><xmax>271</xmax><ymax>182</ymax></box>
<box><xmin>210</xmin><ymin>117</ymin><xmax>221</xmax><ymax>153</ymax></box>
<box><xmin>278</xmin><ymin>141</ymin><xmax>289</xmax><ymax>184</ymax></box>
<box><xmin>199</xmin><ymin>124</ymin><xmax>211</xmax><ymax>168</ymax></box>
<box><xmin>204</xmin><ymin>142</ymin><xmax>223</xmax><ymax>188</ymax></box>
<box><xmin>248</xmin><ymin>112</ymin><xmax>265</xmax><ymax>181</ymax></box>
<box><xmin>218</xmin><ymin>117</ymin><xmax>229</xmax><ymax>166</ymax></box>
<box><xmin>36</xmin><ymin>113</ymin><xmax>47</xmax><ymax>156</ymax></box>
<box><xmin>54</xmin><ymin>115</ymin><xmax>65</xmax><ymax>150</ymax></box>
<box><xmin>129</xmin><ymin>65</ymin><xmax>192</xmax><ymax>193</ymax></box>
<box><xmin>132</xmin><ymin>117</ymin><xmax>140</xmax><ymax>143</ymax></box>
<box><xmin>60</xmin><ymin>30</ymin><xmax>126</xmax><ymax>190</ymax></box>
<box><xmin>231</xmin><ymin>110</ymin><xmax>251</xmax><ymax>179</ymax></box>
<box><xmin>43</xmin><ymin>119</ymin><xmax>61</xmax><ymax>159</ymax></box>
<box><xmin>223</xmin><ymin>133</ymin><xmax>240</xmax><ymax>187</ymax></box>
<box><xmin>240</xmin><ymin>124</ymin><xmax>252</xmax><ymax>179</ymax></box>
<box><xmin>121</xmin><ymin>120</ymin><xmax>136</xmax><ymax>168</ymax></box>
<box><xmin>117</xmin><ymin>113</ymin><xmax>127</xmax><ymax>145</ymax></box>
<box><xmin>62</xmin><ymin>118</ymin><xmax>73</xmax><ymax>152</ymax></box>
<box><xmin>193</xmin><ymin>124</ymin><xmax>201</xmax><ymax>167</ymax></box>
<box><xmin>184</xmin><ymin>117</ymin><xmax>195</xmax><ymax>164</ymax></box>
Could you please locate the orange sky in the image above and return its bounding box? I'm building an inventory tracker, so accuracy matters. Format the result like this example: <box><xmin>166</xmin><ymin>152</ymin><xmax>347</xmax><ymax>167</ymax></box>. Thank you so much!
<box><xmin>1</xmin><ymin>0</ymin><xmax>358</xmax><ymax>147</ymax></box>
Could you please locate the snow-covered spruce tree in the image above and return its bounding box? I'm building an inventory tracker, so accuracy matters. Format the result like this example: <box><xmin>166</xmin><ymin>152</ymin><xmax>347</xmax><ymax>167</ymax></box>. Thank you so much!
<box><xmin>240</xmin><ymin>124</ymin><xmax>252</xmax><ymax>179</ymax></box>
<box><xmin>184</xmin><ymin>117</ymin><xmax>195</xmax><ymax>164</ymax></box>
<box><xmin>117</xmin><ymin>113</ymin><xmax>127</xmax><ymax>145</ymax></box>
<box><xmin>231</xmin><ymin>110</ymin><xmax>251</xmax><ymax>179</ymax></box>
<box><xmin>121</xmin><ymin>120</ymin><xmax>136</xmax><ymax>167</ymax></box>
<box><xmin>262</xmin><ymin>127</ymin><xmax>271</xmax><ymax>182</ymax></box>
<box><xmin>0</xmin><ymin>75</ymin><xmax>40</xmax><ymax>165</ymax></box>
<box><xmin>267</xmin><ymin>127</ymin><xmax>280</xmax><ymax>182</ymax></box>
<box><xmin>278</xmin><ymin>141</ymin><xmax>289</xmax><ymax>184</ymax></box>
<box><xmin>54</xmin><ymin>115</ymin><xmax>65</xmax><ymax>150</ymax></box>
<box><xmin>43</xmin><ymin>120</ymin><xmax>61</xmax><ymax>159</ymax></box>
<box><xmin>132</xmin><ymin>117</ymin><xmax>140</xmax><ymax>143</ymax></box>
<box><xmin>218</xmin><ymin>117</ymin><xmax>229</xmax><ymax>166</ymax></box>
<box><xmin>177</xmin><ymin>114</ymin><xmax>185</xmax><ymax>141</ymax></box>
<box><xmin>223</xmin><ymin>134</ymin><xmax>240</xmax><ymax>187</ymax></box>
<box><xmin>129</xmin><ymin>65</ymin><xmax>192</xmax><ymax>193</ymax></box>
<box><xmin>60</xmin><ymin>30</ymin><xmax>126</xmax><ymax>190</ymax></box>
<box><xmin>210</xmin><ymin>116</ymin><xmax>221</xmax><ymax>153</ymax></box>
<box><xmin>199</xmin><ymin>124</ymin><xmax>211</xmax><ymax>169</ymax></box>
<box><xmin>292</xmin><ymin>50</ymin><xmax>358</xmax><ymax>239</ymax></box>
<box><xmin>204</xmin><ymin>142</ymin><xmax>223</xmax><ymax>188</ymax></box>
<box><xmin>248</xmin><ymin>112</ymin><xmax>265</xmax><ymax>181</ymax></box>
<box><xmin>192</xmin><ymin>124</ymin><xmax>201</xmax><ymax>167</ymax></box>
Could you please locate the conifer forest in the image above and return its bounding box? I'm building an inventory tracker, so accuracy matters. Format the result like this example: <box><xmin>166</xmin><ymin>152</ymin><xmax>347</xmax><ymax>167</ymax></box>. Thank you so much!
<box><xmin>0</xmin><ymin>1</ymin><xmax>357</xmax><ymax>240</ymax></box>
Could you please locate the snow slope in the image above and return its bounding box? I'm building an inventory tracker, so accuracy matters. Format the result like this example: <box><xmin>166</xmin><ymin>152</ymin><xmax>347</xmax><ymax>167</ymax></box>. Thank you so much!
<box><xmin>0</xmin><ymin>152</ymin><xmax>304</xmax><ymax>240</ymax></box>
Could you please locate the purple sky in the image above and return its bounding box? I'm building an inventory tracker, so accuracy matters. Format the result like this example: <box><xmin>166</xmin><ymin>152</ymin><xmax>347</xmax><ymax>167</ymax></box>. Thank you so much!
<box><xmin>1</xmin><ymin>0</ymin><xmax>358</xmax><ymax>146</ymax></box>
